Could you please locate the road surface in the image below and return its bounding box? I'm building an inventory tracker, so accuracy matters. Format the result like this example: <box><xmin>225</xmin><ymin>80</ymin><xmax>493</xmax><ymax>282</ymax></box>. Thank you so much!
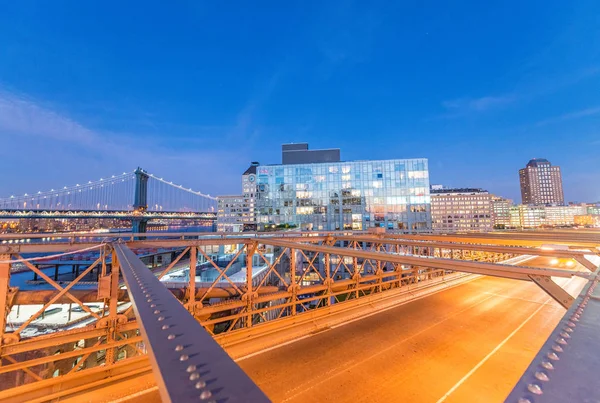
<box><xmin>236</xmin><ymin>256</ymin><xmax>584</xmax><ymax>403</ymax></box>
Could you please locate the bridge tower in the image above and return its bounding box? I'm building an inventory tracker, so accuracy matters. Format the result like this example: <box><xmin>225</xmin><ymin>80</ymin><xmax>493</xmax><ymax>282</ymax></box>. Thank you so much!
<box><xmin>132</xmin><ymin>167</ymin><xmax>149</xmax><ymax>233</ymax></box>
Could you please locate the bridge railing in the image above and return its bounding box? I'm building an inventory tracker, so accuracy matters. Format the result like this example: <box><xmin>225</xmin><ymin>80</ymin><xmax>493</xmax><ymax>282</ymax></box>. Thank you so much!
<box><xmin>0</xmin><ymin>232</ymin><xmax>598</xmax><ymax>401</ymax></box>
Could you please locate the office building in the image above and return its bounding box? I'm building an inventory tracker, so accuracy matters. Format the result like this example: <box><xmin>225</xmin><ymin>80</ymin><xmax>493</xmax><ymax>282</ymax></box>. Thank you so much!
<box><xmin>519</xmin><ymin>158</ymin><xmax>564</xmax><ymax>205</ymax></box>
<box><xmin>491</xmin><ymin>196</ymin><xmax>512</xmax><ymax>228</ymax></box>
<box><xmin>507</xmin><ymin>204</ymin><xmax>590</xmax><ymax>228</ymax></box>
<box><xmin>216</xmin><ymin>162</ymin><xmax>260</xmax><ymax>232</ymax></box>
<box><xmin>430</xmin><ymin>188</ymin><xmax>492</xmax><ymax>233</ymax></box>
<box><xmin>255</xmin><ymin>144</ymin><xmax>431</xmax><ymax>232</ymax></box>
<box><xmin>545</xmin><ymin>205</ymin><xmax>587</xmax><ymax>226</ymax></box>
<box><xmin>216</xmin><ymin>196</ymin><xmax>245</xmax><ymax>232</ymax></box>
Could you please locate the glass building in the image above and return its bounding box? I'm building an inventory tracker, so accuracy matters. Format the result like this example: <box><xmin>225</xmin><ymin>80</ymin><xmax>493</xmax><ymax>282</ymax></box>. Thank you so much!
<box><xmin>254</xmin><ymin>158</ymin><xmax>431</xmax><ymax>232</ymax></box>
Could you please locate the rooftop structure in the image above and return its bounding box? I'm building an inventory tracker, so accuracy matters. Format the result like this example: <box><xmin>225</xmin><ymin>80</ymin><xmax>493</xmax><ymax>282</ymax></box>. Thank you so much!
<box><xmin>281</xmin><ymin>143</ymin><xmax>341</xmax><ymax>165</ymax></box>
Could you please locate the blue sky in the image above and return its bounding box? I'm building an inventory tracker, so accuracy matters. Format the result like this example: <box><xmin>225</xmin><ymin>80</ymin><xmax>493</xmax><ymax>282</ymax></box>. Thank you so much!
<box><xmin>0</xmin><ymin>1</ymin><xmax>599</xmax><ymax>202</ymax></box>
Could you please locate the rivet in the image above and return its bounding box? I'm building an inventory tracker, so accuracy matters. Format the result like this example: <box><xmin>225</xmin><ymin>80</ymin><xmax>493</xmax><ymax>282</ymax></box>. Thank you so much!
<box><xmin>158</xmin><ymin>316</ymin><xmax>165</xmax><ymax>321</ymax></box>
<box><xmin>175</xmin><ymin>344</ymin><xmax>184</xmax><ymax>351</ymax></box>
<box><xmin>147</xmin><ymin>298</ymin><xmax>152</xmax><ymax>302</ymax></box>
<box><xmin>567</xmin><ymin>321</ymin><xmax>576</xmax><ymax>327</ymax></box>
<box><xmin>186</xmin><ymin>365</ymin><xmax>197</xmax><ymax>373</ymax></box>
<box><xmin>162</xmin><ymin>325</ymin><xmax>170</xmax><ymax>330</ymax></box>
<box><xmin>527</xmin><ymin>383</ymin><xmax>543</xmax><ymax>395</ymax></box>
<box><xmin>547</xmin><ymin>352</ymin><xmax>559</xmax><ymax>361</ymax></box>
<box><xmin>564</xmin><ymin>327</ymin><xmax>573</xmax><ymax>333</ymax></box>
<box><xmin>518</xmin><ymin>398</ymin><xmax>532</xmax><ymax>403</ymax></box>
<box><xmin>189</xmin><ymin>372</ymin><xmax>200</xmax><ymax>381</ymax></box>
<box><xmin>179</xmin><ymin>354</ymin><xmax>189</xmax><ymax>361</ymax></box>
<box><xmin>168</xmin><ymin>334</ymin><xmax>176</xmax><ymax>340</ymax></box>
<box><xmin>195</xmin><ymin>380</ymin><xmax>206</xmax><ymax>389</ymax></box>
<box><xmin>540</xmin><ymin>361</ymin><xmax>554</xmax><ymax>370</ymax></box>
<box><xmin>199</xmin><ymin>390</ymin><xmax>212</xmax><ymax>400</ymax></box>
<box><xmin>559</xmin><ymin>332</ymin><xmax>570</xmax><ymax>339</ymax></box>
<box><xmin>556</xmin><ymin>337</ymin><xmax>567</xmax><ymax>345</ymax></box>
<box><xmin>552</xmin><ymin>345</ymin><xmax>563</xmax><ymax>353</ymax></box>
<box><xmin>154</xmin><ymin>310</ymin><xmax>161</xmax><ymax>314</ymax></box>
<box><xmin>535</xmin><ymin>371</ymin><xmax>549</xmax><ymax>382</ymax></box>
<box><xmin>150</xmin><ymin>304</ymin><xmax>156</xmax><ymax>308</ymax></box>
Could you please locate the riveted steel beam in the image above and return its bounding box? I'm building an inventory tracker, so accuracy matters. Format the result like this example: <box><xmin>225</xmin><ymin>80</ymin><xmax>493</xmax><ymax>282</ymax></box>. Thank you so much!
<box><xmin>113</xmin><ymin>242</ymin><xmax>269</xmax><ymax>403</ymax></box>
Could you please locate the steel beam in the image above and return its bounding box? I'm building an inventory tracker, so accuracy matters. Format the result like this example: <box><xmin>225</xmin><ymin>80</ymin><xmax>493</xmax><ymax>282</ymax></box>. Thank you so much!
<box><xmin>389</xmin><ymin>233</ymin><xmax>600</xmax><ymax>249</ymax></box>
<box><xmin>335</xmin><ymin>235</ymin><xmax>596</xmax><ymax>259</ymax></box>
<box><xmin>573</xmin><ymin>256</ymin><xmax>599</xmax><ymax>272</ymax></box>
<box><xmin>528</xmin><ymin>275</ymin><xmax>575</xmax><ymax>309</ymax></box>
<box><xmin>0</xmin><ymin>254</ymin><xmax>10</xmax><ymax>348</ymax></box>
<box><xmin>113</xmin><ymin>242</ymin><xmax>269</xmax><ymax>403</ymax></box>
<box><xmin>260</xmin><ymin>239</ymin><xmax>594</xmax><ymax>282</ymax></box>
<box><xmin>10</xmin><ymin>285</ymin><xmax>279</xmax><ymax>305</ymax></box>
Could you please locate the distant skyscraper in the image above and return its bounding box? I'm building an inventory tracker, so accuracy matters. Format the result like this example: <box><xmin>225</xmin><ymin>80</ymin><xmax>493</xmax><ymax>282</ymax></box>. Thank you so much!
<box><xmin>519</xmin><ymin>158</ymin><xmax>564</xmax><ymax>205</ymax></box>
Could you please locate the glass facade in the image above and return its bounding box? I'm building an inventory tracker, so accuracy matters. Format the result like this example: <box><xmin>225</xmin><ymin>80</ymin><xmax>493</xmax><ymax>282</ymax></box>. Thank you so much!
<box><xmin>255</xmin><ymin>158</ymin><xmax>431</xmax><ymax>232</ymax></box>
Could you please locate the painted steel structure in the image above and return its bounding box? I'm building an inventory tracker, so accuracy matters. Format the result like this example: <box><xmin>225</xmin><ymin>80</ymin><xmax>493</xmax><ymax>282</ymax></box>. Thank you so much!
<box><xmin>0</xmin><ymin>231</ymin><xmax>598</xmax><ymax>401</ymax></box>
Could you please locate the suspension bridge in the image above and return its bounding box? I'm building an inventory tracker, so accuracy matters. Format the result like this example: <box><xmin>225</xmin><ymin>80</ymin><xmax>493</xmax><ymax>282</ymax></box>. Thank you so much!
<box><xmin>0</xmin><ymin>168</ymin><xmax>217</xmax><ymax>232</ymax></box>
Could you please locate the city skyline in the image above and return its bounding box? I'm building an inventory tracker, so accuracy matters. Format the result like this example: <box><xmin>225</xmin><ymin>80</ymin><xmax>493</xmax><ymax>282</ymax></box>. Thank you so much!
<box><xmin>0</xmin><ymin>2</ymin><xmax>599</xmax><ymax>202</ymax></box>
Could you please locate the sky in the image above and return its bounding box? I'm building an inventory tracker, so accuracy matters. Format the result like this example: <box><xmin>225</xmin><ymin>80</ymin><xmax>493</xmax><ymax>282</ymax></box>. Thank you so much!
<box><xmin>0</xmin><ymin>1</ymin><xmax>599</xmax><ymax>203</ymax></box>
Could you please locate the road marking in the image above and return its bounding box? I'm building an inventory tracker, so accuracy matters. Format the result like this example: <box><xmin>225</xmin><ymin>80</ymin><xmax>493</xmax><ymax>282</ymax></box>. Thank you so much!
<box><xmin>236</xmin><ymin>334</ymin><xmax>315</xmax><ymax>361</ymax></box>
<box><xmin>278</xmin><ymin>293</ymin><xmax>499</xmax><ymax>403</ymax></box>
<box><xmin>436</xmin><ymin>276</ymin><xmax>576</xmax><ymax>403</ymax></box>
<box><xmin>435</xmin><ymin>301</ymin><xmax>549</xmax><ymax>403</ymax></box>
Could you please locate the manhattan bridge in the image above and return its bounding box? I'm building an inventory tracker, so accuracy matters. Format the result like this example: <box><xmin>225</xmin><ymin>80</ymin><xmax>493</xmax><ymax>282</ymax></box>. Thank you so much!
<box><xmin>0</xmin><ymin>168</ymin><xmax>217</xmax><ymax>232</ymax></box>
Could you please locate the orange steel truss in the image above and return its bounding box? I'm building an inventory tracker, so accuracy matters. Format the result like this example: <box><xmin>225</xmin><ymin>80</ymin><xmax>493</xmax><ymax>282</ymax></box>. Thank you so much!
<box><xmin>0</xmin><ymin>230</ymin><xmax>598</xmax><ymax>401</ymax></box>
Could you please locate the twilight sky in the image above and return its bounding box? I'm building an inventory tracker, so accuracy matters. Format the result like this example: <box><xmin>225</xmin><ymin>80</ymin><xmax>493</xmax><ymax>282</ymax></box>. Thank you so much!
<box><xmin>0</xmin><ymin>1</ymin><xmax>599</xmax><ymax>203</ymax></box>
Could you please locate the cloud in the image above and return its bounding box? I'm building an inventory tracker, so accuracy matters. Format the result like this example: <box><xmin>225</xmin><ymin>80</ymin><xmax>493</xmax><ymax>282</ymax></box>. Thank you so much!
<box><xmin>0</xmin><ymin>89</ymin><xmax>98</xmax><ymax>145</ymax></box>
<box><xmin>0</xmin><ymin>88</ymin><xmax>252</xmax><ymax>196</ymax></box>
<box><xmin>535</xmin><ymin>106</ymin><xmax>600</xmax><ymax>126</ymax></box>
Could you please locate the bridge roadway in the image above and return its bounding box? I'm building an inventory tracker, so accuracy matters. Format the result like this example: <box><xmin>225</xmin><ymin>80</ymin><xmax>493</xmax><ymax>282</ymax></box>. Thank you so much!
<box><xmin>102</xmin><ymin>256</ymin><xmax>585</xmax><ymax>403</ymax></box>
<box><xmin>237</xmin><ymin>257</ymin><xmax>585</xmax><ymax>403</ymax></box>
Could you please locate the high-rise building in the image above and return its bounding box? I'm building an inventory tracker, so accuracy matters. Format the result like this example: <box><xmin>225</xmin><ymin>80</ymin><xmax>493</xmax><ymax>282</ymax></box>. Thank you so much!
<box><xmin>255</xmin><ymin>144</ymin><xmax>431</xmax><ymax>232</ymax></box>
<box><xmin>519</xmin><ymin>158</ymin><xmax>564</xmax><ymax>205</ymax></box>
<box><xmin>241</xmin><ymin>162</ymin><xmax>259</xmax><ymax>231</ymax></box>
<box><xmin>216</xmin><ymin>162</ymin><xmax>259</xmax><ymax>232</ymax></box>
<box><xmin>430</xmin><ymin>188</ymin><xmax>492</xmax><ymax>233</ymax></box>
